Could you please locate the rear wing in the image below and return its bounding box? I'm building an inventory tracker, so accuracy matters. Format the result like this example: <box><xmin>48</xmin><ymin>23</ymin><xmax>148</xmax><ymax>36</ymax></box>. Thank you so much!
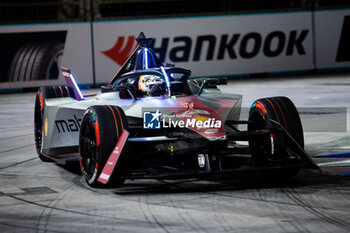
<box><xmin>60</xmin><ymin>67</ymin><xmax>84</xmax><ymax>101</ymax></box>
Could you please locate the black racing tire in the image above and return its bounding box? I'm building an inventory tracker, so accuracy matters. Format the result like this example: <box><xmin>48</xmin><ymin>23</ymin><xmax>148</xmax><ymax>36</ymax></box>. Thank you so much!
<box><xmin>248</xmin><ymin>96</ymin><xmax>303</xmax><ymax>178</ymax></box>
<box><xmin>7</xmin><ymin>41</ymin><xmax>64</xmax><ymax>82</ymax></box>
<box><xmin>79</xmin><ymin>105</ymin><xmax>128</xmax><ymax>188</ymax></box>
<box><xmin>34</xmin><ymin>85</ymin><xmax>76</xmax><ymax>162</ymax></box>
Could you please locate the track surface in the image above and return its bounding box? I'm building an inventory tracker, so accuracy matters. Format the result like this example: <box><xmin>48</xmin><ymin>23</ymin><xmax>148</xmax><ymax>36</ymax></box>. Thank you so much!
<box><xmin>1</xmin><ymin>74</ymin><xmax>350</xmax><ymax>233</ymax></box>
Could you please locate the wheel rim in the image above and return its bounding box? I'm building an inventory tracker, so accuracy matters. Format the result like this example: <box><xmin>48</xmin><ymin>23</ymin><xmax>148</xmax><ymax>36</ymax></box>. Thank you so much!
<box><xmin>80</xmin><ymin>117</ymin><xmax>98</xmax><ymax>180</ymax></box>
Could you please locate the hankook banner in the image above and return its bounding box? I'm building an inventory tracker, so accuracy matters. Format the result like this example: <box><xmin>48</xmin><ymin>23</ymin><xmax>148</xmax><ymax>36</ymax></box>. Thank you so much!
<box><xmin>93</xmin><ymin>12</ymin><xmax>314</xmax><ymax>83</ymax></box>
<box><xmin>3</xmin><ymin>11</ymin><xmax>350</xmax><ymax>90</ymax></box>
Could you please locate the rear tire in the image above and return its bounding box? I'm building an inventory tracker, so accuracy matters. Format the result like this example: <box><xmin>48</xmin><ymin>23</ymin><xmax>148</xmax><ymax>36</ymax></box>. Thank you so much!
<box><xmin>79</xmin><ymin>106</ymin><xmax>128</xmax><ymax>187</ymax></box>
<box><xmin>248</xmin><ymin>96</ymin><xmax>303</xmax><ymax>178</ymax></box>
<box><xmin>34</xmin><ymin>86</ymin><xmax>76</xmax><ymax>162</ymax></box>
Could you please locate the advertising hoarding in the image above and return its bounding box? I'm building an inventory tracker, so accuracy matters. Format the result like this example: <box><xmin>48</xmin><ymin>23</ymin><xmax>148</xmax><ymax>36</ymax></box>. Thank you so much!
<box><xmin>314</xmin><ymin>9</ymin><xmax>350</xmax><ymax>70</ymax></box>
<box><xmin>93</xmin><ymin>13</ymin><xmax>314</xmax><ymax>83</ymax></box>
<box><xmin>0</xmin><ymin>23</ymin><xmax>93</xmax><ymax>89</ymax></box>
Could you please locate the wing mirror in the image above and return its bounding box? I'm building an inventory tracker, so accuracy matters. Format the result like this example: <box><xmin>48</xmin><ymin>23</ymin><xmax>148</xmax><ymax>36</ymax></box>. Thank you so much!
<box><xmin>197</xmin><ymin>78</ymin><xmax>227</xmax><ymax>95</ymax></box>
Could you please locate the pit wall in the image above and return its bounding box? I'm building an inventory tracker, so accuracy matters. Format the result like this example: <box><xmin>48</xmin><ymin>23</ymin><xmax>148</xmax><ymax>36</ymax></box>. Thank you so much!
<box><xmin>0</xmin><ymin>9</ymin><xmax>349</xmax><ymax>90</ymax></box>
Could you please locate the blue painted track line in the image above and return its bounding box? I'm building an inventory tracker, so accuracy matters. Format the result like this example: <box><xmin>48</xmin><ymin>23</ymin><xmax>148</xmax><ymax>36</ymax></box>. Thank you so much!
<box><xmin>315</xmin><ymin>151</ymin><xmax>350</xmax><ymax>158</ymax></box>
<box><xmin>337</xmin><ymin>171</ymin><xmax>350</xmax><ymax>177</ymax></box>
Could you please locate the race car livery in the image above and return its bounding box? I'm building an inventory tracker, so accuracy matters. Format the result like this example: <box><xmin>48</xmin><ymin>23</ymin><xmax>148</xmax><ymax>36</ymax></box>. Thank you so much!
<box><xmin>34</xmin><ymin>33</ymin><xmax>318</xmax><ymax>187</ymax></box>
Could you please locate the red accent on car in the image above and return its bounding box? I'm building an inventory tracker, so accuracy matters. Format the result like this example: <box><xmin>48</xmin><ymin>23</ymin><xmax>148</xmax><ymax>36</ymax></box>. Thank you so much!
<box><xmin>39</xmin><ymin>92</ymin><xmax>44</xmax><ymax>110</ymax></box>
<box><xmin>271</xmin><ymin>98</ymin><xmax>287</xmax><ymax>130</ymax></box>
<box><xmin>78</xmin><ymin>148</ymin><xmax>83</xmax><ymax>172</ymax></box>
<box><xmin>84</xmin><ymin>94</ymin><xmax>98</xmax><ymax>97</ymax></box>
<box><xmin>65</xmin><ymin>86</ymin><xmax>70</xmax><ymax>97</ymax></box>
<box><xmin>98</xmin><ymin>129</ymin><xmax>129</xmax><ymax>184</ymax></box>
<box><xmin>60</xmin><ymin>67</ymin><xmax>83</xmax><ymax>101</ymax></box>
<box><xmin>94</xmin><ymin>121</ymin><xmax>100</xmax><ymax>147</ymax></box>
<box><xmin>58</xmin><ymin>86</ymin><xmax>63</xmax><ymax>97</ymax></box>
<box><xmin>167</xmin><ymin>96</ymin><xmax>227</xmax><ymax>139</ymax></box>
<box><xmin>108</xmin><ymin>106</ymin><xmax>119</xmax><ymax>139</ymax></box>
<box><xmin>265</xmin><ymin>99</ymin><xmax>280</xmax><ymax>123</ymax></box>
<box><xmin>265</xmin><ymin>99</ymin><xmax>284</xmax><ymax>149</ymax></box>
<box><xmin>255</xmin><ymin>101</ymin><xmax>266</xmax><ymax>115</ymax></box>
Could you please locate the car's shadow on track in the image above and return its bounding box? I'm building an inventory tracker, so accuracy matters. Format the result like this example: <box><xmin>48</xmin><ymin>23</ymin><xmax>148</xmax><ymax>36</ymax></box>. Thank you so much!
<box><xmin>110</xmin><ymin>170</ymin><xmax>348</xmax><ymax>195</ymax></box>
<box><xmin>57</xmin><ymin>162</ymin><xmax>82</xmax><ymax>175</ymax></box>
<box><xmin>54</xmin><ymin>162</ymin><xmax>349</xmax><ymax>196</ymax></box>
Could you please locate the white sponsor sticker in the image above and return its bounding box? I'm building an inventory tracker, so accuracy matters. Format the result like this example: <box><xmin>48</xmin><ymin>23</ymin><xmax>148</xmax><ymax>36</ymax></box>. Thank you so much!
<box><xmin>100</xmin><ymin>173</ymin><xmax>110</xmax><ymax>180</ymax></box>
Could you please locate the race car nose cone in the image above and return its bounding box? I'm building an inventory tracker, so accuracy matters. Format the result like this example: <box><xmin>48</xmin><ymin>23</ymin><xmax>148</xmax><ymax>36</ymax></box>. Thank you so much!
<box><xmin>197</xmin><ymin>154</ymin><xmax>207</xmax><ymax>168</ymax></box>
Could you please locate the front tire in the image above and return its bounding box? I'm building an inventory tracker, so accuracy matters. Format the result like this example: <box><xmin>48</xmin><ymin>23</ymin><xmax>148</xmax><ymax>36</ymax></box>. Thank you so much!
<box><xmin>248</xmin><ymin>96</ymin><xmax>303</xmax><ymax>178</ymax></box>
<box><xmin>79</xmin><ymin>106</ymin><xmax>128</xmax><ymax>187</ymax></box>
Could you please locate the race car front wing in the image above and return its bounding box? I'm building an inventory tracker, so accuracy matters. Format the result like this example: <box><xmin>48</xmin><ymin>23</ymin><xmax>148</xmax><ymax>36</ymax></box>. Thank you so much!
<box><xmin>99</xmin><ymin>119</ymin><xmax>318</xmax><ymax>183</ymax></box>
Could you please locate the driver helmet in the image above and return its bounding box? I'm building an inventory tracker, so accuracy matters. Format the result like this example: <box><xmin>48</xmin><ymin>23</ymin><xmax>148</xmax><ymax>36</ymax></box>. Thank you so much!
<box><xmin>139</xmin><ymin>75</ymin><xmax>164</xmax><ymax>96</ymax></box>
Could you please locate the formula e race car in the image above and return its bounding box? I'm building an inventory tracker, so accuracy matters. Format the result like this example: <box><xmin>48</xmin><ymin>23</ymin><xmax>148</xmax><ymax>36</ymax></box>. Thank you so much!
<box><xmin>34</xmin><ymin>33</ymin><xmax>318</xmax><ymax>187</ymax></box>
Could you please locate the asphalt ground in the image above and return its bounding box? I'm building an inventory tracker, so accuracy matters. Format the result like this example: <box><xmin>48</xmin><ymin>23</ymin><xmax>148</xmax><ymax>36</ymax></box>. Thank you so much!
<box><xmin>0</xmin><ymin>73</ymin><xmax>349</xmax><ymax>233</ymax></box>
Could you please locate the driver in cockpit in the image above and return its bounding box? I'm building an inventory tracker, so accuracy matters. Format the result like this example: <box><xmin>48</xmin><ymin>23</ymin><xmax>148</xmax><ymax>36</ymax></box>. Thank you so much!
<box><xmin>138</xmin><ymin>75</ymin><xmax>166</xmax><ymax>97</ymax></box>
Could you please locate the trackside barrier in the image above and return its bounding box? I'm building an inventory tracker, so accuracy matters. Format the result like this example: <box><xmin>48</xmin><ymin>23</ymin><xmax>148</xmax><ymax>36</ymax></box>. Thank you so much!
<box><xmin>0</xmin><ymin>10</ymin><xmax>349</xmax><ymax>90</ymax></box>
